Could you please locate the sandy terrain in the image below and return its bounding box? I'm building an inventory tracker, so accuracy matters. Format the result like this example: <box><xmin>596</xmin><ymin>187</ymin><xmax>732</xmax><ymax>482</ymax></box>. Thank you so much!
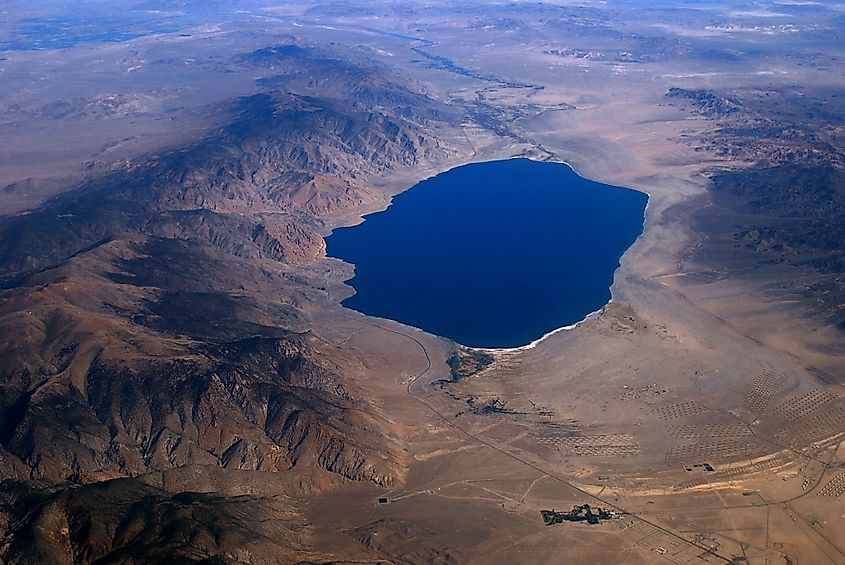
<box><xmin>288</xmin><ymin>11</ymin><xmax>845</xmax><ymax>562</ymax></box>
<box><xmin>2</xmin><ymin>2</ymin><xmax>844</xmax><ymax>563</ymax></box>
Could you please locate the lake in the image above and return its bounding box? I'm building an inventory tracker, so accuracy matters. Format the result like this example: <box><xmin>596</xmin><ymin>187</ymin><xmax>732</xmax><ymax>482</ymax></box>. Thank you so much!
<box><xmin>326</xmin><ymin>158</ymin><xmax>647</xmax><ymax>348</ymax></box>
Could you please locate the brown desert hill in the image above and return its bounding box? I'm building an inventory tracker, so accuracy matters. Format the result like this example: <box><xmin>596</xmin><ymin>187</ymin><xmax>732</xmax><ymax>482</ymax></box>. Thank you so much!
<box><xmin>1</xmin><ymin>327</ymin><xmax>401</xmax><ymax>487</ymax></box>
<box><xmin>0</xmin><ymin>87</ymin><xmax>453</xmax><ymax>279</ymax></box>
<box><xmin>666</xmin><ymin>86</ymin><xmax>845</xmax><ymax>367</ymax></box>
<box><xmin>243</xmin><ymin>43</ymin><xmax>451</xmax><ymax>121</ymax></box>
<box><xmin>0</xmin><ymin>478</ymin><xmax>315</xmax><ymax>564</ymax></box>
<box><xmin>0</xmin><ymin>43</ymin><xmax>464</xmax><ymax>562</ymax></box>
<box><xmin>2</xmin><ymin>3</ymin><xmax>845</xmax><ymax>563</ymax></box>
<box><xmin>0</xmin><ymin>232</ymin><xmax>407</xmax><ymax>562</ymax></box>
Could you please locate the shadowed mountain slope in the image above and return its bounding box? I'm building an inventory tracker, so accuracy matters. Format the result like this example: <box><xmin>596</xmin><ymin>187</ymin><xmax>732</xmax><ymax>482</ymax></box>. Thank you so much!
<box><xmin>0</xmin><ymin>42</ymin><xmax>463</xmax><ymax>563</ymax></box>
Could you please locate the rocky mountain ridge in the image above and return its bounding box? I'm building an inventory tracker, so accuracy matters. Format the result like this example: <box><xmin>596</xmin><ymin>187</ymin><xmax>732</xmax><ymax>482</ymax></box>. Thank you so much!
<box><xmin>0</xmin><ymin>40</ymin><xmax>465</xmax><ymax>563</ymax></box>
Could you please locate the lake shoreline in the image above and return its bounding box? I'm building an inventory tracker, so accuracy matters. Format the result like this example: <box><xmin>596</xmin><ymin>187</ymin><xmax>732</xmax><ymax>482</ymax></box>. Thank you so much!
<box><xmin>326</xmin><ymin>158</ymin><xmax>648</xmax><ymax>349</ymax></box>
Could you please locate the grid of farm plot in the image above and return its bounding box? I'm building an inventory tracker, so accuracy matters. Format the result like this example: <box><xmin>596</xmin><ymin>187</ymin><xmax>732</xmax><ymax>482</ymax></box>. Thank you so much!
<box><xmin>664</xmin><ymin>439</ymin><xmax>757</xmax><ymax>467</ymax></box>
<box><xmin>739</xmin><ymin>370</ymin><xmax>787</xmax><ymax>415</ymax></box>
<box><xmin>655</xmin><ymin>403</ymin><xmax>762</xmax><ymax>469</ymax></box>
<box><xmin>675</xmin><ymin>454</ymin><xmax>791</xmax><ymax>490</ymax></box>
<box><xmin>651</xmin><ymin>401</ymin><xmax>709</xmax><ymax>421</ymax></box>
<box><xmin>666</xmin><ymin>423</ymin><xmax>752</xmax><ymax>441</ymax></box>
<box><xmin>618</xmin><ymin>519</ymin><xmax>722</xmax><ymax>563</ymax></box>
<box><xmin>773</xmin><ymin>400</ymin><xmax>845</xmax><ymax>448</ymax></box>
<box><xmin>769</xmin><ymin>389</ymin><xmax>835</xmax><ymax>421</ymax></box>
<box><xmin>535</xmin><ymin>432</ymin><xmax>640</xmax><ymax>457</ymax></box>
<box><xmin>817</xmin><ymin>473</ymin><xmax>845</xmax><ymax>497</ymax></box>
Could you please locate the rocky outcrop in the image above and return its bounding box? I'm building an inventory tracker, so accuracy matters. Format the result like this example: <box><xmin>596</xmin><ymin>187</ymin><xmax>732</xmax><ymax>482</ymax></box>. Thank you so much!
<box><xmin>666</xmin><ymin>87</ymin><xmax>741</xmax><ymax>117</ymax></box>
<box><xmin>0</xmin><ymin>36</ymin><xmax>466</xmax><ymax>563</ymax></box>
<box><xmin>0</xmin><ymin>478</ymin><xmax>317</xmax><ymax>564</ymax></box>
<box><xmin>0</xmin><ymin>86</ymin><xmax>454</xmax><ymax>282</ymax></box>
<box><xmin>352</xmin><ymin>519</ymin><xmax>460</xmax><ymax>565</ymax></box>
<box><xmin>1</xmin><ymin>332</ymin><xmax>402</xmax><ymax>489</ymax></box>
<box><xmin>142</xmin><ymin>210</ymin><xmax>325</xmax><ymax>266</ymax></box>
<box><xmin>150</xmin><ymin>91</ymin><xmax>447</xmax><ymax>215</ymax></box>
<box><xmin>676</xmin><ymin>86</ymin><xmax>845</xmax><ymax>335</ymax></box>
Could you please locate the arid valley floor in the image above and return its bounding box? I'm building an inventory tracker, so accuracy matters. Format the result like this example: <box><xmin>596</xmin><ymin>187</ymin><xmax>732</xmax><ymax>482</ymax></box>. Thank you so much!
<box><xmin>2</xmin><ymin>1</ymin><xmax>845</xmax><ymax>563</ymax></box>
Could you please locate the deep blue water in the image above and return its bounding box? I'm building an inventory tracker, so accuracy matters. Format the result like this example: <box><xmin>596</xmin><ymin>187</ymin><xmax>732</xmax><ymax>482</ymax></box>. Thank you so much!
<box><xmin>0</xmin><ymin>16</ymin><xmax>179</xmax><ymax>51</ymax></box>
<box><xmin>326</xmin><ymin>158</ymin><xmax>647</xmax><ymax>348</ymax></box>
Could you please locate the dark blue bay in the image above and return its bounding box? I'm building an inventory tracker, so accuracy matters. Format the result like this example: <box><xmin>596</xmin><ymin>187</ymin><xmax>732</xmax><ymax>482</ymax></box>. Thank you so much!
<box><xmin>326</xmin><ymin>158</ymin><xmax>647</xmax><ymax>348</ymax></box>
<box><xmin>0</xmin><ymin>16</ymin><xmax>180</xmax><ymax>51</ymax></box>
